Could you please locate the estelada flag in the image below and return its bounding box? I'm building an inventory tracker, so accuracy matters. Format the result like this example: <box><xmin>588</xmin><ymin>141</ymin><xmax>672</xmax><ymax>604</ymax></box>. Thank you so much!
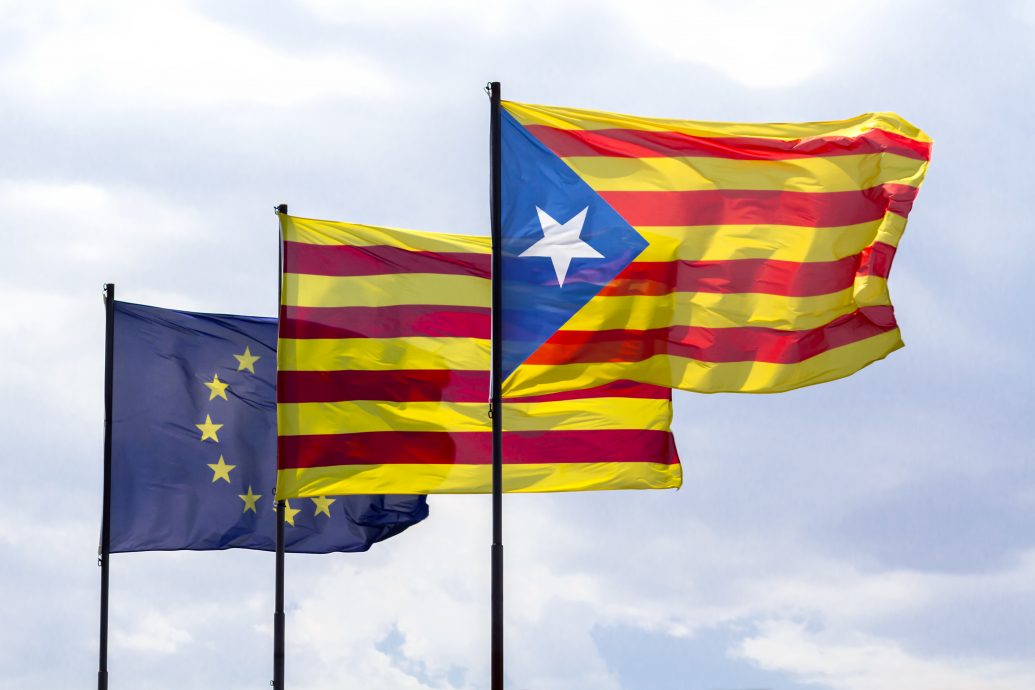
<box><xmin>276</xmin><ymin>215</ymin><xmax>681</xmax><ymax>498</ymax></box>
<box><xmin>498</xmin><ymin>101</ymin><xmax>931</xmax><ymax>397</ymax></box>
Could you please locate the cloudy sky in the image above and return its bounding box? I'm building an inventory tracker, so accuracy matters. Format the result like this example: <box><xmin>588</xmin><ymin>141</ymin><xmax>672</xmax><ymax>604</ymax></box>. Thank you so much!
<box><xmin>2</xmin><ymin>0</ymin><xmax>1033</xmax><ymax>688</ymax></box>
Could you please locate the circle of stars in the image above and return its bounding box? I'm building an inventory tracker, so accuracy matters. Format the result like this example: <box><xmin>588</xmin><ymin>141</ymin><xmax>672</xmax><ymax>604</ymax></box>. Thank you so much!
<box><xmin>195</xmin><ymin>344</ymin><xmax>337</xmax><ymax>524</ymax></box>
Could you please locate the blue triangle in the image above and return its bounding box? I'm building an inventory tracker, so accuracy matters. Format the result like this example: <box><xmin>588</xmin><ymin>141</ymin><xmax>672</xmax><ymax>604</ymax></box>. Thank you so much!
<box><xmin>500</xmin><ymin>110</ymin><xmax>647</xmax><ymax>379</ymax></box>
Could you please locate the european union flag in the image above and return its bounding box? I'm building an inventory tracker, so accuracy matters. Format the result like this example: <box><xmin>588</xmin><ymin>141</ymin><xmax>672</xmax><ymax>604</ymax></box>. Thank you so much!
<box><xmin>109</xmin><ymin>301</ymin><xmax>429</xmax><ymax>553</ymax></box>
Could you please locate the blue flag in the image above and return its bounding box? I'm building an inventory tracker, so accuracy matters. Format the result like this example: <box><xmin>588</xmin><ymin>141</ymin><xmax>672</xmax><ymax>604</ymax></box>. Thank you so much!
<box><xmin>109</xmin><ymin>301</ymin><xmax>429</xmax><ymax>553</ymax></box>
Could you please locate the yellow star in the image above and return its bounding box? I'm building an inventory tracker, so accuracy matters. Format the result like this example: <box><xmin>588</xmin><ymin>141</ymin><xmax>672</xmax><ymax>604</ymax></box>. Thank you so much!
<box><xmin>312</xmin><ymin>496</ymin><xmax>336</xmax><ymax>518</ymax></box>
<box><xmin>207</xmin><ymin>455</ymin><xmax>236</xmax><ymax>483</ymax></box>
<box><xmin>204</xmin><ymin>373</ymin><xmax>229</xmax><ymax>401</ymax></box>
<box><xmin>284</xmin><ymin>500</ymin><xmax>301</xmax><ymax>527</ymax></box>
<box><xmin>233</xmin><ymin>345</ymin><xmax>260</xmax><ymax>374</ymax></box>
<box><xmin>195</xmin><ymin>414</ymin><xmax>223</xmax><ymax>442</ymax></box>
<box><xmin>239</xmin><ymin>486</ymin><xmax>261</xmax><ymax>513</ymax></box>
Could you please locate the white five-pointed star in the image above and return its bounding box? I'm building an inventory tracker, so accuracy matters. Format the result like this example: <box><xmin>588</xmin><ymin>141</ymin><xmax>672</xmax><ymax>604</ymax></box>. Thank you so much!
<box><xmin>519</xmin><ymin>207</ymin><xmax>603</xmax><ymax>286</ymax></box>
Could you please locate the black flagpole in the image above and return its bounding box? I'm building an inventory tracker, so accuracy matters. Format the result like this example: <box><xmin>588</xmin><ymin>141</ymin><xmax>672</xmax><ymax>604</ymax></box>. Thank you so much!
<box><xmin>274</xmin><ymin>203</ymin><xmax>288</xmax><ymax>689</ymax></box>
<box><xmin>98</xmin><ymin>282</ymin><xmax>115</xmax><ymax>690</ymax></box>
<box><xmin>487</xmin><ymin>81</ymin><xmax>505</xmax><ymax>690</ymax></box>
<box><xmin>274</xmin><ymin>498</ymin><xmax>285</xmax><ymax>688</ymax></box>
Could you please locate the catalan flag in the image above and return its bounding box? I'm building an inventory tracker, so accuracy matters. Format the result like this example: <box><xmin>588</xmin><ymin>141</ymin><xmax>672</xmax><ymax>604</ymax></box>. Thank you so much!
<box><xmin>276</xmin><ymin>215</ymin><xmax>681</xmax><ymax>497</ymax></box>
<box><xmin>498</xmin><ymin>101</ymin><xmax>931</xmax><ymax>397</ymax></box>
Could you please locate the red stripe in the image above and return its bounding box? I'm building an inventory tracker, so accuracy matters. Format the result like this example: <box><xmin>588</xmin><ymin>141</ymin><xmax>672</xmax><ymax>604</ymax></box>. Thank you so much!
<box><xmin>525</xmin><ymin>306</ymin><xmax>897</xmax><ymax>366</ymax></box>
<box><xmin>283</xmin><ymin>241</ymin><xmax>491</xmax><ymax>278</ymax></box>
<box><xmin>601</xmin><ymin>255</ymin><xmax>862</xmax><ymax>298</ymax></box>
<box><xmin>279</xmin><ymin>305</ymin><xmax>490</xmax><ymax>339</ymax></box>
<box><xmin>525</xmin><ymin>124</ymin><xmax>932</xmax><ymax>161</ymax></box>
<box><xmin>278</xmin><ymin>369</ymin><xmax>490</xmax><ymax>404</ymax></box>
<box><xmin>278</xmin><ymin>429</ymin><xmax>680</xmax><ymax>469</ymax></box>
<box><xmin>278</xmin><ymin>370</ymin><xmax>670</xmax><ymax>405</ymax></box>
<box><xmin>856</xmin><ymin>242</ymin><xmax>897</xmax><ymax>278</ymax></box>
<box><xmin>600</xmin><ymin>184</ymin><xmax>919</xmax><ymax>228</ymax></box>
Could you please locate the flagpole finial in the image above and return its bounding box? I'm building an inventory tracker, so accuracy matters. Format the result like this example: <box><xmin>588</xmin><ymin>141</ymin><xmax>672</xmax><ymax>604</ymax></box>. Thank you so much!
<box><xmin>274</xmin><ymin>204</ymin><xmax>288</xmax><ymax>215</ymax></box>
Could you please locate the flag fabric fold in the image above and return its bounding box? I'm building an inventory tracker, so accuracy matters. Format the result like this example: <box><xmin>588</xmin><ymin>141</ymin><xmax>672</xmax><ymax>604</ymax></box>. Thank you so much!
<box><xmin>110</xmin><ymin>301</ymin><xmax>428</xmax><ymax>553</ymax></box>
<box><xmin>499</xmin><ymin>101</ymin><xmax>931</xmax><ymax>397</ymax></box>
<box><xmin>276</xmin><ymin>215</ymin><xmax>681</xmax><ymax>497</ymax></box>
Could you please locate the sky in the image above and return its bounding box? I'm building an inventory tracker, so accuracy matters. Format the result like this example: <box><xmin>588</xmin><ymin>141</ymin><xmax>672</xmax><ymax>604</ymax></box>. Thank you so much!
<box><xmin>1</xmin><ymin>0</ymin><xmax>1033</xmax><ymax>688</ymax></box>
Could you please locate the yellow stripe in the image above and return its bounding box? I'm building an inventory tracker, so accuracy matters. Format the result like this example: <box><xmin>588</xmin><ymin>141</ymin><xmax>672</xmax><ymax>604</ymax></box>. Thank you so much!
<box><xmin>281</xmin><ymin>215</ymin><xmax>491</xmax><ymax>252</ymax></box>
<box><xmin>874</xmin><ymin>212</ymin><xmax>908</xmax><ymax>248</ymax></box>
<box><xmin>505</xmin><ymin>329</ymin><xmax>903</xmax><ymax>397</ymax></box>
<box><xmin>635</xmin><ymin>217</ymin><xmax>906</xmax><ymax>263</ymax></box>
<box><xmin>503</xmin><ymin>101</ymin><xmax>931</xmax><ymax>143</ymax></box>
<box><xmin>278</xmin><ymin>397</ymin><xmax>672</xmax><ymax>435</ymax></box>
<box><xmin>282</xmin><ymin>272</ymin><xmax>489</xmax><ymax>309</ymax></box>
<box><xmin>566</xmin><ymin>283</ymin><xmax>889</xmax><ymax>332</ymax></box>
<box><xmin>566</xmin><ymin>153</ymin><xmax>926</xmax><ymax>193</ymax></box>
<box><xmin>504</xmin><ymin>397</ymin><xmax>671</xmax><ymax>432</ymax></box>
<box><xmin>276</xmin><ymin>462</ymin><xmax>682</xmax><ymax>496</ymax></box>
<box><xmin>279</xmin><ymin>401</ymin><xmax>489</xmax><ymax>435</ymax></box>
<box><xmin>278</xmin><ymin>337</ymin><xmax>490</xmax><ymax>372</ymax></box>
<box><xmin>854</xmin><ymin>274</ymin><xmax>893</xmax><ymax>308</ymax></box>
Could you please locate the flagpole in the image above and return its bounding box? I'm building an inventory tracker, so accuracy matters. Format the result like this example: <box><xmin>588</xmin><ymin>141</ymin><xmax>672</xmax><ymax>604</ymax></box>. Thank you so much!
<box><xmin>98</xmin><ymin>282</ymin><xmax>115</xmax><ymax>690</ymax></box>
<box><xmin>274</xmin><ymin>499</ymin><xmax>286</xmax><ymax>688</ymax></box>
<box><xmin>274</xmin><ymin>203</ymin><xmax>288</xmax><ymax>689</ymax></box>
<box><xmin>487</xmin><ymin>80</ymin><xmax>505</xmax><ymax>690</ymax></box>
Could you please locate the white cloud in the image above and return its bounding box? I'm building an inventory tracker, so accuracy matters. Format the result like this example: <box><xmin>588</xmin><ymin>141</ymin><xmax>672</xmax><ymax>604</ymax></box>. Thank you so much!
<box><xmin>0</xmin><ymin>177</ymin><xmax>275</xmax><ymax>314</ymax></box>
<box><xmin>0</xmin><ymin>179</ymin><xmax>203</xmax><ymax>268</ymax></box>
<box><xmin>113</xmin><ymin>612</ymin><xmax>194</xmax><ymax>654</ymax></box>
<box><xmin>1017</xmin><ymin>0</ymin><xmax>1035</xmax><ymax>27</ymax></box>
<box><xmin>1</xmin><ymin>0</ymin><xmax>393</xmax><ymax>112</ymax></box>
<box><xmin>298</xmin><ymin>0</ymin><xmax>515</xmax><ymax>29</ymax></box>
<box><xmin>739</xmin><ymin>620</ymin><xmax>1035</xmax><ymax>690</ymax></box>
<box><xmin>287</xmin><ymin>498</ymin><xmax>488</xmax><ymax>689</ymax></box>
<box><xmin>297</xmin><ymin>0</ymin><xmax>900</xmax><ymax>90</ymax></box>
<box><xmin>607</xmin><ymin>0</ymin><xmax>897</xmax><ymax>88</ymax></box>
<box><xmin>281</xmin><ymin>492</ymin><xmax>1035</xmax><ymax>690</ymax></box>
<box><xmin>1</xmin><ymin>1</ymin><xmax>1033</xmax><ymax>689</ymax></box>
<box><xmin>0</xmin><ymin>179</ymin><xmax>214</xmax><ymax>428</ymax></box>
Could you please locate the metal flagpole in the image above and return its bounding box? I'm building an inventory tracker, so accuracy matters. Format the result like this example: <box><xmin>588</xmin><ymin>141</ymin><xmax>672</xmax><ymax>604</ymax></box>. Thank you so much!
<box><xmin>487</xmin><ymin>81</ymin><xmax>505</xmax><ymax>690</ymax></box>
<box><xmin>98</xmin><ymin>283</ymin><xmax>115</xmax><ymax>690</ymax></box>
<box><xmin>273</xmin><ymin>203</ymin><xmax>288</xmax><ymax>689</ymax></box>
<box><xmin>274</xmin><ymin>498</ymin><xmax>286</xmax><ymax>688</ymax></box>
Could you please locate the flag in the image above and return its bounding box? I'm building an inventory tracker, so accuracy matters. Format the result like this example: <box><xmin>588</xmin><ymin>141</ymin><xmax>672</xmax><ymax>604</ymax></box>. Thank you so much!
<box><xmin>499</xmin><ymin>100</ymin><xmax>932</xmax><ymax>397</ymax></box>
<box><xmin>276</xmin><ymin>215</ymin><xmax>681</xmax><ymax>497</ymax></box>
<box><xmin>109</xmin><ymin>301</ymin><xmax>429</xmax><ymax>553</ymax></box>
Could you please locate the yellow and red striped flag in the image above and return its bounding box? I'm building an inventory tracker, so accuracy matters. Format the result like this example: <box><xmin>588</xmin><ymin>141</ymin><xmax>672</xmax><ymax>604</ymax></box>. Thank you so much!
<box><xmin>275</xmin><ymin>215</ymin><xmax>681</xmax><ymax>498</ymax></box>
<box><xmin>498</xmin><ymin>101</ymin><xmax>931</xmax><ymax>397</ymax></box>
